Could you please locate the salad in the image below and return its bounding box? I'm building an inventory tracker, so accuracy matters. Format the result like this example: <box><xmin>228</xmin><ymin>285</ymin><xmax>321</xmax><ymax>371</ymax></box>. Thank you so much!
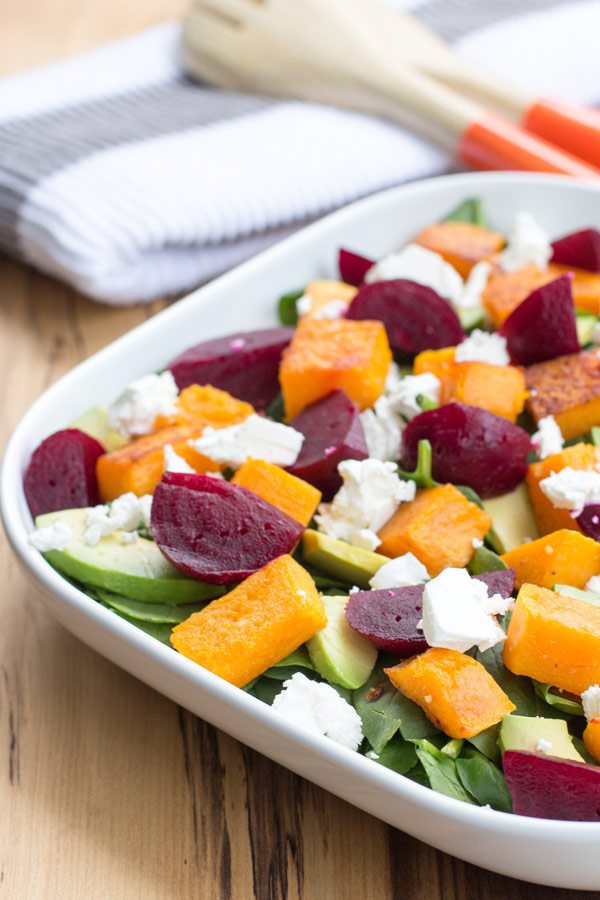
<box><xmin>23</xmin><ymin>197</ymin><xmax>600</xmax><ymax>822</ymax></box>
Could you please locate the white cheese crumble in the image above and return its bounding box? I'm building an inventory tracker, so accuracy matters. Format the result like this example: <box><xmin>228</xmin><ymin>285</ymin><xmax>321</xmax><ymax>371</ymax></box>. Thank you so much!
<box><xmin>271</xmin><ymin>672</ymin><xmax>364</xmax><ymax>751</ymax></box>
<box><xmin>107</xmin><ymin>371</ymin><xmax>178</xmax><ymax>439</ymax></box>
<box><xmin>387</xmin><ymin>372</ymin><xmax>441</xmax><ymax>421</ymax></box>
<box><xmin>531</xmin><ymin>415</ymin><xmax>564</xmax><ymax>460</ymax></box>
<box><xmin>28</xmin><ymin>519</ymin><xmax>73</xmax><ymax>552</ymax></box>
<box><xmin>585</xmin><ymin>575</ymin><xmax>600</xmax><ymax>593</ymax></box>
<box><xmin>581</xmin><ymin>684</ymin><xmax>600</xmax><ymax>721</ymax></box>
<box><xmin>310</xmin><ymin>298</ymin><xmax>348</xmax><ymax>320</ymax></box>
<box><xmin>315</xmin><ymin>459</ymin><xmax>416</xmax><ymax>547</ymax></box>
<box><xmin>454</xmin><ymin>329</ymin><xmax>510</xmax><ymax>366</ymax></box>
<box><xmin>360</xmin><ymin>395</ymin><xmax>404</xmax><ymax>462</ymax></box>
<box><xmin>364</xmin><ymin>243</ymin><xmax>464</xmax><ymax>304</ymax></box>
<box><xmin>163</xmin><ymin>443</ymin><xmax>195</xmax><ymax>474</ymax></box>
<box><xmin>83</xmin><ymin>492</ymin><xmax>153</xmax><ymax>546</ymax></box>
<box><xmin>471</xmin><ymin>537</ymin><xmax>484</xmax><ymax>549</ymax></box>
<box><xmin>369</xmin><ymin>553</ymin><xmax>430</xmax><ymax>590</ymax></box>
<box><xmin>191</xmin><ymin>414</ymin><xmax>304</xmax><ymax>468</ymax></box>
<box><xmin>421</xmin><ymin>567</ymin><xmax>510</xmax><ymax>653</ymax></box>
<box><xmin>120</xmin><ymin>530</ymin><xmax>139</xmax><ymax>544</ymax></box>
<box><xmin>536</xmin><ymin>738</ymin><xmax>553</xmax><ymax>753</ymax></box>
<box><xmin>455</xmin><ymin>261</ymin><xmax>492</xmax><ymax>309</ymax></box>
<box><xmin>295</xmin><ymin>293</ymin><xmax>313</xmax><ymax>316</ymax></box>
<box><xmin>539</xmin><ymin>467</ymin><xmax>600</xmax><ymax>510</ymax></box>
<box><xmin>500</xmin><ymin>212</ymin><xmax>552</xmax><ymax>273</ymax></box>
<box><xmin>350</xmin><ymin>528</ymin><xmax>382</xmax><ymax>552</ymax></box>
<box><xmin>384</xmin><ymin>361</ymin><xmax>403</xmax><ymax>395</ymax></box>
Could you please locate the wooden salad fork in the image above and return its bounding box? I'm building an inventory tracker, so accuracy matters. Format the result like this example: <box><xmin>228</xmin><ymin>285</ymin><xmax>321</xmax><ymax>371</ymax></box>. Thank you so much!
<box><xmin>182</xmin><ymin>0</ymin><xmax>599</xmax><ymax>178</ymax></box>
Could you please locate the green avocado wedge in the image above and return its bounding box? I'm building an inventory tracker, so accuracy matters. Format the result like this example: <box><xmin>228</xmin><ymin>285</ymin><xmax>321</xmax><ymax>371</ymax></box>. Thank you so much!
<box><xmin>35</xmin><ymin>508</ymin><xmax>224</xmax><ymax>604</ymax></box>
<box><xmin>306</xmin><ymin>595</ymin><xmax>377</xmax><ymax>689</ymax></box>
<box><xmin>301</xmin><ymin>529</ymin><xmax>389</xmax><ymax>589</ymax></box>
<box><xmin>499</xmin><ymin>714</ymin><xmax>584</xmax><ymax>762</ymax></box>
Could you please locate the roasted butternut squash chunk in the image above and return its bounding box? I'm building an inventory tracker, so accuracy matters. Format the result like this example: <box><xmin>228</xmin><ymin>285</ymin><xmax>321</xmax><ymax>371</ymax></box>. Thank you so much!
<box><xmin>550</xmin><ymin>263</ymin><xmax>600</xmax><ymax>315</ymax></box>
<box><xmin>482</xmin><ymin>264</ymin><xmax>555</xmax><ymax>329</ymax></box>
<box><xmin>503</xmin><ymin>583</ymin><xmax>600</xmax><ymax>695</ymax></box>
<box><xmin>413</xmin><ymin>346</ymin><xmax>456</xmax><ymax>380</ymax></box>
<box><xmin>526</xmin><ymin>443</ymin><xmax>600</xmax><ymax>535</ymax></box>
<box><xmin>297</xmin><ymin>280</ymin><xmax>357</xmax><ymax>320</ymax></box>
<box><xmin>501</xmin><ymin>529</ymin><xmax>600</xmax><ymax>590</ymax></box>
<box><xmin>154</xmin><ymin>384</ymin><xmax>254</xmax><ymax>430</ymax></box>
<box><xmin>385</xmin><ymin>648</ymin><xmax>515</xmax><ymax>738</ymax></box>
<box><xmin>170</xmin><ymin>554</ymin><xmax>327</xmax><ymax>687</ymax></box>
<box><xmin>440</xmin><ymin>361</ymin><xmax>527</xmax><ymax>422</ymax></box>
<box><xmin>584</xmin><ymin>721</ymin><xmax>600</xmax><ymax>764</ymax></box>
<box><xmin>412</xmin><ymin>221</ymin><xmax>505</xmax><ymax>278</ymax></box>
<box><xmin>525</xmin><ymin>351</ymin><xmax>600</xmax><ymax>441</ymax></box>
<box><xmin>232</xmin><ymin>459</ymin><xmax>321</xmax><ymax>526</ymax></box>
<box><xmin>376</xmin><ymin>484</ymin><xmax>492</xmax><ymax>577</ymax></box>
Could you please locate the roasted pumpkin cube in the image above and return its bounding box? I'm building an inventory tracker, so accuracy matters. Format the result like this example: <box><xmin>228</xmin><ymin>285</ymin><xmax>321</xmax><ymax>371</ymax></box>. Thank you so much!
<box><xmin>154</xmin><ymin>384</ymin><xmax>254</xmax><ymax>430</ymax></box>
<box><xmin>503</xmin><ymin>582</ymin><xmax>600</xmax><ymax>695</ymax></box>
<box><xmin>279</xmin><ymin>318</ymin><xmax>391</xmax><ymax>420</ymax></box>
<box><xmin>482</xmin><ymin>264</ymin><xmax>555</xmax><ymax>329</ymax></box>
<box><xmin>297</xmin><ymin>279</ymin><xmax>357</xmax><ymax>320</ymax></box>
<box><xmin>385</xmin><ymin>648</ymin><xmax>515</xmax><ymax>739</ymax></box>
<box><xmin>526</xmin><ymin>443</ymin><xmax>600</xmax><ymax>535</ymax></box>
<box><xmin>412</xmin><ymin>221</ymin><xmax>505</xmax><ymax>278</ymax></box>
<box><xmin>413</xmin><ymin>346</ymin><xmax>456</xmax><ymax>380</ymax></box>
<box><xmin>170</xmin><ymin>554</ymin><xmax>327</xmax><ymax>687</ymax></box>
<box><xmin>376</xmin><ymin>483</ymin><xmax>492</xmax><ymax>577</ymax></box>
<box><xmin>232</xmin><ymin>459</ymin><xmax>321</xmax><ymax>526</ymax></box>
<box><xmin>501</xmin><ymin>529</ymin><xmax>600</xmax><ymax>590</ymax></box>
<box><xmin>525</xmin><ymin>350</ymin><xmax>600</xmax><ymax>441</ymax></box>
<box><xmin>550</xmin><ymin>263</ymin><xmax>600</xmax><ymax>315</ymax></box>
<box><xmin>441</xmin><ymin>361</ymin><xmax>527</xmax><ymax>422</ymax></box>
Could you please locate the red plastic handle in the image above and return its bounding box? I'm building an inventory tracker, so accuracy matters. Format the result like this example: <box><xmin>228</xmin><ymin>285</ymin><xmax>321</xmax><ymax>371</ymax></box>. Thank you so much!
<box><xmin>458</xmin><ymin>111</ymin><xmax>600</xmax><ymax>178</ymax></box>
<box><xmin>523</xmin><ymin>98</ymin><xmax>600</xmax><ymax>170</ymax></box>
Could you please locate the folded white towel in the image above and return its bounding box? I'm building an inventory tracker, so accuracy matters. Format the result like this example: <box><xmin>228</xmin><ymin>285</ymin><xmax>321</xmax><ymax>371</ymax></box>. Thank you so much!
<box><xmin>1</xmin><ymin>0</ymin><xmax>600</xmax><ymax>304</ymax></box>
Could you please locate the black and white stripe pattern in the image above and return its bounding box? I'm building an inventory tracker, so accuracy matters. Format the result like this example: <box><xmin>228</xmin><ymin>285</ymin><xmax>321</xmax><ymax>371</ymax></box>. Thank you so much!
<box><xmin>1</xmin><ymin>1</ymin><xmax>599</xmax><ymax>303</ymax></box>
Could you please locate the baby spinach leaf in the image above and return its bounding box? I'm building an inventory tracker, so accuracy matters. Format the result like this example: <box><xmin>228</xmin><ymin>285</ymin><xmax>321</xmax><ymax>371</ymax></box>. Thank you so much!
<box><xmin>96</xmin><ymin>588</ymin><xmax>207</xmax><ymax>624</ymax></box>
<box><xmin>397</xmin><ymin>439</ymin><xmax>438</xmax><ymax>489</ymax></box>
<box><xmin>455</xmin><ymin>747</ymin><xmax>512</xmax><ymax>812</ymax></box>
<box><xmin>474</xmin><ymin>643</ymin><xmax>539</xmax><ymax>717</ymax></box>
<box><xmin>455</xmin><ymin>485</ymin><xmax>484</xmax><ymax>509</ymax></box>
<box><xmin>252</xmin><ymin>677</ymin><xmax>285</xmax><ymax>705</ymax></box>
<box><xmin>277</xmin><ymin>287</ymin><xmax>305</xmax><ymax>326</ymax></box>
<box><xmin>443</xmin><ymin>197</ymin><xmax>491</xmax><ymax>228</ymax></box>
<box><xmin>103</xmin><ymin>607</ymin><xmax>173</xmax><ymax>646</ymax></box>
<box><xmin>466</xmin><ymin>724</ymin><xmax>502</xmax><ymax>766</ymax></box>
<box><xmin>367</xmin><ymin>736</ymin><xmax>418</xmax><ymax>775</ymax></box>
<box><xmin>413</xmin><ymin>743</ymin><xmax>477</xmax><ymax>805</ymax></box>
<box><xmin>533</xmin><ymin>681</ymin><xmax>584</xmax><ymax>717</ymax></box>
<box><xmin>468</xmin><ymin>546</ymin><xmax>508</xmax><ymax>574</ymax></box>
<box><xmin>403</xmin><ymin>762</ymin><xmax>429</xmax><ymax>788</ymax></box>
<box><xmin>264</xmin><ymin>391</ymin><xmax>285</xmax><ymax>422</ymax></box>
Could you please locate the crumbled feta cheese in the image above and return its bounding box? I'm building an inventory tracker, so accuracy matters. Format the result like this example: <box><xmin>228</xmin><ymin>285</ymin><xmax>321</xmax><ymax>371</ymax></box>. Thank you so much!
<box><xmin>387</xmin><ymin>373</ymin><xmax>441</xmax><ymax>421</ymax></box>
<box><xmin>456</xmin><ymin>261</ymin><xmax>492</xmax><ymax>309</ymax></box>
<box><xmin>471</xmin><ymin>537</ymin><xmax>484</xmax><ymax>549</ymax></box>
<box><xmin>360</xmin><ymin>395</ymin><xmax>404</xmax><ymax>461</ymax></box>
<box><xmin>369</xmin><ymin>553</ymin><xmax>430</xmax><ymax>590</ymax></box>
<box><xmin>271</xmin><ymin>672</ymin><xmax>364</xmax><ymax>751</ymax></box>
<box><xmin>191</xmin><ymin>414</ymin><xmax>304</xmax><ymax>468</ymax></box>
<box><xmin>108</xmin><ymin>371</ymin><xmax>178</xmax><ymax>438</ymax></box>
<box><xmin>531</xmin><ymin>415</ymin><xmax>564</xmax><ymax>460</ymax></box>
<box><xmin>83</xmin><ymin>492</ymin><xmax>153</xmax><ymax>546</ymax></box>
<box><xmin>585</xmin><ymin>575</ymin><xmax>600</xmax><ymax>593</ymax></box>
<box><xmin>364</xmin><ymin>244</ymin><xmax>464</xmax><ymax>304</ymax></box>
<box><xmin>421</xmin><ymin>567</ymin><xmax>508</xmax><ymax>653</ymax></box>
<box><xmin>163</xmin><ymin>443</ymin><xmax>195</xmax><ymax>474</ymax></box>
<box><xmin>581</xmin><ymin>684</ymin><xmax>600</xmax><ymax>721</ymax></box>
<box><xmin>350</xmin><ymin>528</ymin><xmax>382</xmax><ymax>552</ymax></box>
<box><xmin>28</xmin><ymin>519</ymin><xmax>73</xmax><ymax>552</ymax></box>
<box><xmin>120</xmin><ymin>530</ymin><xmax>139</xmax><ymax>544</ymax></box>
<box><xmin>295</xmin><ymin>293</ymin><xmax>313</xmax><ymax>316</ymax></box>
<box><xmin>539</xmin><ymin>467</ymin><xmax>600</xmax><ymax>510</ymax></box>
<box><xmin>309</xmin><ymin>298</ymin><xmax>348</xmax><ymax>320</ymax></box>
<box><xmin>139</xmin><ymin>494</ymin><xmax>153</xmax><ymax>529</ymax></box>
<box><xmin>500</xmin><ymin>212</ymin><xmax>552</xmax><ymax>273</ymax></box>
<box><xmin>536</xmin><ymin>738</ymin><xmax>553</xmax><ymax>753</ymax></box>
<box><xmin>384</xmin><ymin>361</ymin><xmax>403</xmax><ymax>395</ymax></box>
<box><xmin>454</xmin><ymin>329</ymin><xmax>510</xmax><ymax>366</ymax></box>
<box><xmin>315</xmin><ymin>459</ymin><xmax>416</xmax><ymax>543</ymax></box>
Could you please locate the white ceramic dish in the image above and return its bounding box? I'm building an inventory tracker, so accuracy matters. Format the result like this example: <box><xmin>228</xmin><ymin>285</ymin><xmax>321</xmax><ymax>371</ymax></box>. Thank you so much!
<box><xmin>3</xmin><ymin>172</ymin><xmax>600</xmax><ymax>890</ymax></box>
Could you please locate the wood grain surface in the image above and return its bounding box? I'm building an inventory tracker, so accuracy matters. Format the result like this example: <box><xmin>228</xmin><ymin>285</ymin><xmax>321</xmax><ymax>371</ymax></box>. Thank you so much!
<box><xmin>0</xmin><ymin>4</ymin><xmax>590</xmax><ymax>898</ymax></box>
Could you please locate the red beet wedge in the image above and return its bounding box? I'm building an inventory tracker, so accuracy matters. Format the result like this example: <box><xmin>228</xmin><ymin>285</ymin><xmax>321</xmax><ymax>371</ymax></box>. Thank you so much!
<box><xmin>473</xmin><ymin>568</ymin><xmax>516</xmax><ymax>598</ymax></box>
<box><xmin>503</xmin><ymin>750</ymin><xmax>600</xmax><ymax>821</ymax></box>
<box><xmin>165</xmin><ymin>327</ymin><xmax>294</xmax><ymax>409</ymax></box>
<box><xmin>151</xmin><ymin>472</ymin><xmax>305</xmax><ymax>584</ymax></box>
<box><xmin>346</xmin><ymin>279</ymin><xmax>465</xmax><ymax>354</ymax></box>
<box><xmin>345</xmin><ymin>584</ymin><xmax>427</xmax><ymax>656</ymax></box>
<box><xmin>574</xmin><ymin>503</ymin><xmax>600</xmax><ymax>541</ymax></box>
<box><xmin>24</xmin><ymin>428</ymin><xmax>104</xmax><ymax>518</ymax></box>
<box><xmin>286</xmin><ymin>389</ymin><xmax>368</xmax><ymax>500</ymax></box>
<box><xmin>401</xmin><ymin>403</ymin><xmax>530</xmax><ymax>499</ymax></box>
<box><xmin>499</xmin><ymin>275</ymin><xmax>579</xmax><ymax>366</ymax></box>
<box><xmin>338</xmin><ymin>248</ymin><xmax>374</xmax><ymax>286</ymax></box>
<box><xmin>551</xmin><ymin>228</ymin><xmax>600</xmax><ymax>272</ymax></box>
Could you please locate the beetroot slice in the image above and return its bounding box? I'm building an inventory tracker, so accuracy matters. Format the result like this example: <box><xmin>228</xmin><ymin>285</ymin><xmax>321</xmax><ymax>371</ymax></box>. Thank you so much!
<box><xmin>499</xmin><ymin>275</ymin><xmax>579</xmax><ymax>366</ymax></box>
<box><xmin>150</xmin><ymin>472</ymin><xmax>304</xmax><ymax>583</ymax></box>
<box><xmin>473</xmin><ymin>568</ymin><xmax>516</xmax><ymax>599</ymax></box>
<box><xmin>401</xmin><ymin>403</ymin><xmax>530</xmax><ymax>499</ymax></box>
<box><xmin>551</xmin><ymin>228</ymin><xmax>600</xmax><ymax>272</ymax></box>
<box><xmin>338</xmin><ymin>248</ymin><xmax>374</xmax><ymax>286</ymax></box>
<box><xmin>574</xmin><ymin>503</ymin><xmax>600</xmax><ymax>541</ymax></box>
<box><xmin>345</xmin><ymin>585</ymin><xmax>427</xmax><ymax>656</ymax></box>
<box><xmin>503</xmin><ymin>750</ymin><xmax>600</xmax><ymax>820</ymax></box>
<box><xmin>165</xmin><ymin>327</ymin><xmax>294</xmax><ymax>409</ymax></box>
<box><xmin>286</xmin><ymin>389</ymin><xmax>368</xmax><ymax>500</ymax></box>
<box><xmin>24</xmin><ymin>428</ymin><xmax>104</xmax><ymax>518</ymax></box>
<box><xmin>346</xmin><ymin>279</ymin><xmax>464</xmax><ymax>354</ymax></box>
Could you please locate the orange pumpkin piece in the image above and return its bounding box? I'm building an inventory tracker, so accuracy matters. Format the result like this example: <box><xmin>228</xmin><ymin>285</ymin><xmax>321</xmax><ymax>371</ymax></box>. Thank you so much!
<box><xmin>501</xmin><ymin>529</ymin><xmax>600</xmax><ymax>590</ymax></box>
<box><xmin>441</xmin><ymin>361</ymin><xmax>527</xmax><ymax>423</ymax></box>
<box><xmin>385</xmin><ymin>648</ymin><xmax>515</xmax><ymax>739</ymax></box>
<box><xmin>97</xmin><ymin>385</ymin><xmax>254</xmax><ymax>501</ymax></box>
<box><xmin>413</xmin><ymin>346</ymin><xmax>456</xmax><ymax>381</ymax></box>
<box><xmin>170</xmin><ymin>554</ymin><xmax>327</xmax><ymax>687</ymax></box>
<box><xmin>376</xmin><ymin>484</ymin><xmax>492</xmax><ymax>577</ymax></box>
<box><xmin>503</xmin><ymin>582</ymin><xmax>600</xmax><ymax>695</ymax></box>
<box><xmin>279</xmin><ymin>317</ymin><xmax>391</xmax><ymax>421</ymax></box>
<box><xmin>549</xmin><ymin>263</ymin><xmax>600</xmax><ymax>315</ymax></box>
<box><xmin>412</xmin><ymin>221</ymin><xmax>505</xmax><ymax>278</ymax></box>
<box><xmin>583</xmin><ymin>720</ymin><xmax>600</xmax><ymax>763</ymax></box>
<box><xmin>525</xmin><ymin>351</ymin><xmax>600</xmax><ymax>441</ymax></box>
<box><xmin>297</xmin><ymin>280</ymin><xmax>357</xmax><ymax>320</ymax></box>
<box><xmin>526</xmin><ymin>443</ymin><xmax>600</xmax><ymax>535</ymax></box>
<box><xmin>481</xmin><ymin>264</ymin><xmax>555</xmax><ymax>329</ymax></box>
<box><xmin>231</xmin><ymin>459</ymin><xmax>321</xmax><ymax>526</ymax></box>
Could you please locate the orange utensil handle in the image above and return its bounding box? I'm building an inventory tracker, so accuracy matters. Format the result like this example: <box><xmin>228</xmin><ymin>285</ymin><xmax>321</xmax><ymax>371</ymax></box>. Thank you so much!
<box><xmin>523</xmin><ymin>98</ymin><xmax>600</xmax><ymax>170</ymax></box>
<box><xmin>459</xmin><ymin>111</ymin><xmax>600</xmax><ymax>178</ymax></box>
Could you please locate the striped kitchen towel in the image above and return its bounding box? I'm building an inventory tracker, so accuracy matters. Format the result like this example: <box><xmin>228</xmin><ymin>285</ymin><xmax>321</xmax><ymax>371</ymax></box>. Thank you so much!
<box><xmin>1</xmin><ymin>0</ymin><xmax>600</xmax><ymax>305</ymax></box>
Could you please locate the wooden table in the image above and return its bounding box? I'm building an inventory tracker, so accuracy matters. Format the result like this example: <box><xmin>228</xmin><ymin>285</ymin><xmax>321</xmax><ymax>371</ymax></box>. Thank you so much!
<box><xmin>0</xmin><ymin>5</ymin><xmax>587</xmax><ymax>898</ymax></box>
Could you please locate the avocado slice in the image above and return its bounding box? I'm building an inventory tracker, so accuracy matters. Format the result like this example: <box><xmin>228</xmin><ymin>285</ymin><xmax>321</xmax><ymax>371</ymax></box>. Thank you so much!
<box><xmin>553</xmin><ymin>583</ymin><xmax>600</xmax><ymax>607</ymax></box>
<box><xmin>301</xmin><ymin>529</ymin><xmax>388</xmax><ymax>589</ymax></box>
<box><xmin>306</xmin><ymin>595</ymin><xmax>377</xmax><ymax>689</ymax></box>
<box><xmin>482</xmin><ymin>483</ymin><xmax>540</xmax><ymax>553</ymax></box>
<box><xmin>456</xmin><ymin>305</ymin><xmax>485</xmax><ymax>332</ymax></box>
<box><xmin>499</xmin><ymin>714</ymin><xmax>584</xmax><ymax>762</ymax></box>
<box><xmin>69</xmin><ymin>405</ymin><xmax>128</xmax><ymax>451</ymax></box>
<box><xmin>35</xmin><ymin>508</ymin><xmax>223</xmax><ymax>604</ymax></box>
<box><xmin>575</xmin><ymin>312</ymin><xmax>598</xmax><ymax>347</ymax></box>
